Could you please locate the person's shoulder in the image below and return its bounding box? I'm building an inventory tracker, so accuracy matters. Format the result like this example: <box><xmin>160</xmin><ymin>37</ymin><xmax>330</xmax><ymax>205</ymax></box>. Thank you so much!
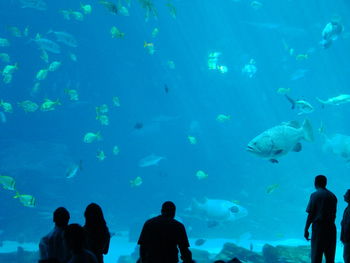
<box><xmin>144</xmin><ymin>215</ymin><xmax>161</xmax><ymax>224</ymax></box>
<box><xmin>171</xmin><ymin>218</ymin><xmax>185</xmax><ymax>229</ymax></box>
<box><xmin>325</xmin><ymin>189</ymin><xmax>337</xmax><ymax>198</ymax></box>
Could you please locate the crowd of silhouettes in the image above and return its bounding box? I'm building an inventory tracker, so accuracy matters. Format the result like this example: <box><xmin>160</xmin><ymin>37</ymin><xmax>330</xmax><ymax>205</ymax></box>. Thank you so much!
<box><xmin>37</xmin><ymin>176</ymin><xmax>350</xmax><ymax>263</ymax></box>
<box><xmin>38</xmin><ymin>203</ymin><xmax>110</xmax><ymax>263</ymax></box>
<box><xmin>304</xmin><ymin>175</ymin><xmax>350</xmax><ymax>263</ymax></box>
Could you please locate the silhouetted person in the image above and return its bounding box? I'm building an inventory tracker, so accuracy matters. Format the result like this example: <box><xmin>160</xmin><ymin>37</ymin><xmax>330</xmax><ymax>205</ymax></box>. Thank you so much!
<box><xmin>304</xmin><ymin>175</ymin><xmax>337</xmax><ymax>263</ymax></box>
<box><xmin>138</xmin><ymin>201</ymin><xmax>194</xmax><ymax>263</ymax></box>
<box><xmin>64</xmin><ymin>224</ymin><xmax>97</xmax><ymax>263</ymax></box>
<box><xmin>341</xmin><ymin>189</ymin><xmax>350</xmax><ymax>263</ymax></box>
<box><xmin>39</xmin><ymin>207</ymin><xmax>70</xmax><ymax>263</ymax></box>
<box><xmin>83</xmin><ymin>203</ymin><xmax>110</xmax><ymax>263</ymax></box>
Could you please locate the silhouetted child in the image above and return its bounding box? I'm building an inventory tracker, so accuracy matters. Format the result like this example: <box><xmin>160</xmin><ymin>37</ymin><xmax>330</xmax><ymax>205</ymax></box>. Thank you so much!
<box><xmin>64</xmin><ymin>224</ymin><xmax>97</xmax><ymax>263</ymax></box>
<box><xmin>83</xmin><ymin>203</ymin><xmax>110</xmax><ymax>263</ymax></box>
<box><xmin>39</xmin><ymin>207</ymin><xmax>70</xmax><ymax>263</ymax></box>
<box><xmin>341</xmin><ymin>189</ymin><xmax>350</xmax><ymax>263</ymax></box>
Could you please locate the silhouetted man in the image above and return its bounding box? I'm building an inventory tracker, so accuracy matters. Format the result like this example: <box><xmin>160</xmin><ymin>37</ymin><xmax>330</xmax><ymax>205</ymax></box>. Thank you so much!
<box><xmin>138</xmin><ymin>201</ymin><xmax>194</xmax><ymax>263</ymax></box>
<box><xmin>39</xmin><ymin>207</ymin><xmax>71</xmax><ymax>263</ymax></box>
<box><xmin>304</xmin><ymin>175</ymin><xmax>337</xmax><ymax>263</ymax></box>
<box><xmin>341</xmin><ymin>189</ymin><xmax>350</xmax><ymax>263</ymax></box>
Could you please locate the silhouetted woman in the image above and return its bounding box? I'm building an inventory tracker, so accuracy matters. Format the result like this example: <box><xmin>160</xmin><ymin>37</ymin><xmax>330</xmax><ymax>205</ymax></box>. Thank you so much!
<box><xmin>83</xmin><ymin>203</ymin><xmax>110</xmax><ymax>263</ymax></box>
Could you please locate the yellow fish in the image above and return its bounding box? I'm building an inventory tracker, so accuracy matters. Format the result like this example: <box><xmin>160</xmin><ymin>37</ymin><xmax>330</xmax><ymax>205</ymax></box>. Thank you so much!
<box><xmin>97</xmin><ymin>150</ymin><xmax>106</xmax><ymax>161</ymax></box>
<box><xmin>216</xmin><ymin>114</ymin><xmax>231</xmax><ymax>122</ymax></box>
<box><xmin>111</xmin><ymin>26</ymin><xmax>125</xmax><ymax>38</ymax></box>
<box><xmin>113</xmin><ymin>145</ymin><xmax>120</xmax><ymax>155</ymax></box>
<box><xmin>266</xmin><ymin>184</ymin><xmax>280</xmax><ymax>194</ymax></box>
<box><xmin>96</xmin><ymin>104</ymin><xmax>109</xmax><ymax>114</ymax></box>
<box><xmin>188</xmin><ymin>136</ymin><xmax>197</xmax><ymax>145</ymax></box>
<box><xmin>196</xmin><ymin>170</ymin><xmax>208</xmax><ymax>180</ymax></box>
<box><xmin>144</xmin><ymin>42</ymin><xmax>155</xmax><ymax>55</ymax></box>
<box><xmin>112</xmin><ymin>96</ymin><xmax>121</xmax><ymax>107</ymax></box>
<box><xmin>296</xmin><ymin>54</ymin><xmax>308</xmax><ymax>61</ymax></box>
<box><xmin>14</xmin><ymin>192</ymin><xmax>36</xmax><ymax>208</ymax></box>
<box><xmin>96</xmin><ymin>114</ymin><xmax>109</xmax><ymax>126</ymax></box>
<box><xmin>83</xmin><ymin>132</ymin><xmax>102</xmax><ymax>143</ymax></box>
<box><xmin>130</xmin><ymin>176</ymin><xmax>142</xmax><ymax>187</ymax></box>
<box><xmin>0</xmin><ymin>175</ymin><xmax>16</xmax><ymax>190</ymax></box>
<box><xmin>277</xmin><ymin>87</ymin><xmax>291</xmax><ymax>94</ymax></box>
<box><xmin>40</xmin><ymin>99</ymin><xmax>61</xmax><ymax>111</ymax></box>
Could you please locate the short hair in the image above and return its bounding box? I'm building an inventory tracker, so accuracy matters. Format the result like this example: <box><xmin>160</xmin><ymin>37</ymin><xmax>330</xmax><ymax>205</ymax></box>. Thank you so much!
<box><xmin>161</xmin><ymin>201</ymin><xmax>176</xmax><ymax>217</ymax></box>
<box><xmin>53</xmin><ymin>207</ymin><xmax>70</xmax><ymax>227</ymax></box>
<box><xmin>345</xmin><ymin>189</ymin><xmax>350</xmax><ymax>197</ymax></box>
<box><xmin>315</xmin><ymin>175</ymin><xmax>327</xmax><ymax>188</ymax></box>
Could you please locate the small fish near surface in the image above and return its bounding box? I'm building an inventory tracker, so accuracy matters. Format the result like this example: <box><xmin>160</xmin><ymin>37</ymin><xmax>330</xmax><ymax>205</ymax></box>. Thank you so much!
<box><xmin>138</xmin><ymin>154</ymin><xmax>165</xmax><ymax>167</ymax></box>
<box><xmin>247</xmin><ymin>119</ymin><xmax>314</xmax><ymax>163</ymax></box>
<box><xmin>285</xmin><ymin>95</ymin><xmax>314</xmax><ymax>115</ymax></box>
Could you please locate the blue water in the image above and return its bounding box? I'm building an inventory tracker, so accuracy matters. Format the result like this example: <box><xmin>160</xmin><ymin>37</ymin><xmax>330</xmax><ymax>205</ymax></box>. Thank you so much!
<box><xmin>0</xmin><ymin>0</ymin><xmax>350</xmax><ymax>250</ymax></box>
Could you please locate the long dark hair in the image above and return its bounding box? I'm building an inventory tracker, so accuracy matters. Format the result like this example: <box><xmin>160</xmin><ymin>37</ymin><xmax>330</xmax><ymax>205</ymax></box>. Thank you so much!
<box><xmin>84</xmin><ymin>203</ymin><xmax>107</xmax><ymax>229</ymax></box>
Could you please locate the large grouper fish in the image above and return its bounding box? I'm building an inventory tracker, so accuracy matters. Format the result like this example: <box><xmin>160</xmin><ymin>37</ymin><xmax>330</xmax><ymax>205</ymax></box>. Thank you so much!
<box><xmin>247</xmin><ymin>119</ymin><xmax>313</xmax><ymax>163</ymax></box>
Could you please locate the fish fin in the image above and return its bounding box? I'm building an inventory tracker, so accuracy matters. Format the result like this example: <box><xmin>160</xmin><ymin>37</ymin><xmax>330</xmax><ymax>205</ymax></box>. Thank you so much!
<box><xmin>316</xmin><ymin>97</ymin><xmax>327</xmax><ymax>105</ymax></box>
<box><xmin>293</xmin><ymin>142</ymin><xmax>302</xmax><ymax>152</ymax></box>
<box><xmin>285</xmin><ymin>95</ymin><xmax>295</xmax><ymax>109</ymax></box>
<box><xmin>270</xmin><ymin>159</ymin><xmax>279</xmax><ymax>163</ymax></box>
<box><xmin>285</xmin><ymin>120</ymin><xmax>300</xmax><ymax>128</ymax></box>
<box><xmin>302</xmin><ymin>119</ymin><xmax>314</xmax><ymax>142</ymax></box>
<box><xmin>274</xmin><ymin>149</ymin><xmax>283</xmax><ymax>155</ymax></box>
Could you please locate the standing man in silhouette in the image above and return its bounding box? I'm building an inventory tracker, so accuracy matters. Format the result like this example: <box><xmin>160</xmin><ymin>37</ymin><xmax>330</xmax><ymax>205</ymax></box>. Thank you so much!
<box><xmin>341</xmin><ymin>189</ymin><xmax>350</xmax><ymax>263</ymax></box>
<box><xmin>138</xmin><ymin>201</ymin><xmax>194</xmax><ymax>263</ymax></box>
<box><xmin>304</xmin><ymin>175</ymin><xmax>337</xmax><ymax>263</ymax></box>
<box><xmin>39</xmin><ymin>207</ymin><xmax>71</xmax><ymax>263</ymax></box>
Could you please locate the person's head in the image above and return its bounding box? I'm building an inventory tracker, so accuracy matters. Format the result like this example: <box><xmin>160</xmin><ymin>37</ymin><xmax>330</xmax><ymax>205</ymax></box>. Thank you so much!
<box><xmin>64</xmin><ymin>224</ymin><xmax>86</xmax><ymax>253</ymax></box>
<box><xmin>314</xmin><ymin>175</ymin><xmax>327</xmax><ymax>189</ymax></box>
<box><xmin>84</xmin><ymin>203</ymin><xmax>106</xmax><ymax>227</ymax></box>
<box><xmin>161</xmin><ymin>201</ymin><xmax>176</xmax><ymax>218</ymax></box>
<box><xmin>344</xmin><ymin>190</ymin><xmax>350</xmax><ymax>203</ymax></box>
<box><xmin>53</xmin><ymin>207</ymin><xmax>70</xmax><ymax>227</ymax></box>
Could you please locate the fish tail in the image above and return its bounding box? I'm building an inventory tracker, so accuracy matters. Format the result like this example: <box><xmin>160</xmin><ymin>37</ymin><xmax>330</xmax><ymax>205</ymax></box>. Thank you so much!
<box><xmin>96</xmin><ymin>131</ymin><xmax>102</xmax><ymax>141</ymax></box>
<box><xmin>285</xmin><ymin>95</ymin><xmax>295</xmax><ymax>109</ymax></box>
<box><xmin>302</xmin><ymin>119</ymin><xmax>314</xmax><ymax>142</ymax></box>
<box><xmin>13</xmin><ymin>191</ymin><xmax>20</xmax><ymax>198</ymax></box>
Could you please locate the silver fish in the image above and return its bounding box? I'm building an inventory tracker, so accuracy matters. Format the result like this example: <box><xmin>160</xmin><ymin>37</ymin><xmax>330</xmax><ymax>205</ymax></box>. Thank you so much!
<box><xmin>138</xmin><ymin>154</ymin><xmax>165</xmax><ymax>167</ymax></box>
<box><xmin>34</xmin><ymin>35</ymin><xmax>61</xmax><ymax>54</ymax></box>
<box><xmin>66</xmin><ymin>160</ymin><xmax>82</xmax><ymax>179</ymax></box>
<box><xmin>20</xmin><ymin>0</ymin><xmax>47</xmax><ymax>11</ymax></box>
<box><xmin>48</xmin><ymin>30</ymin><xmax>78</xmax><ymax>48</ymax></box>
<box><xmin>247</xmin><ymin>119</ymin><xmax>313</xmax><ymax>163</ymax></box>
